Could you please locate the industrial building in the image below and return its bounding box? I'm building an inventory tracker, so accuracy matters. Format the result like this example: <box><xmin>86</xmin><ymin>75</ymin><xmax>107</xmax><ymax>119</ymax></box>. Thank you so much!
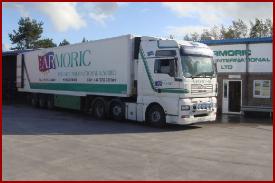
<box><xmin>202</xmin><ymin>37</ymin><xmax>272</xmax><ymax>115</ymax></box>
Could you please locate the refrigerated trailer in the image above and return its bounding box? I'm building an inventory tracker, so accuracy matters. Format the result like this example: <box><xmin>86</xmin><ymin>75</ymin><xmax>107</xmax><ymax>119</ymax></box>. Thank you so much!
<box><xmin>16</xmin><ymin>35</ymin><xmax>217</xmax><ymax>126</ymax></box>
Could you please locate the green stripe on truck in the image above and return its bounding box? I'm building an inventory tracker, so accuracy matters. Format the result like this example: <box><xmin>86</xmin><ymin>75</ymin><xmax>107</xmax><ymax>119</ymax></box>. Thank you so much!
<box><xmin>30</xmin><ymin>83</ymin><xmax>127</xmax><ymax>94</ymax></box>
<box><xmin>161</xmin><ymin>88</ymin><xmax>189</xmax><ymax>93</ymax></box>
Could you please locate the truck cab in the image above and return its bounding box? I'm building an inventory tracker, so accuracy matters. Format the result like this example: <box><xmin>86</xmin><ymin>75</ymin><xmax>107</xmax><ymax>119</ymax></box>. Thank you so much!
<box><xmin>131</xmin><ymin>36</ymin><xmax>217</xmax><ymax>125</ymax></box>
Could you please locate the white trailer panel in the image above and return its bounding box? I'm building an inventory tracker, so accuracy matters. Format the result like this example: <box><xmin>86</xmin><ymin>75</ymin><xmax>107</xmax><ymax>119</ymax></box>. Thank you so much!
<box><xmin>18</xmin><ymin>35</ymin><xmax>135</xmax><ymax>97</ymax></box>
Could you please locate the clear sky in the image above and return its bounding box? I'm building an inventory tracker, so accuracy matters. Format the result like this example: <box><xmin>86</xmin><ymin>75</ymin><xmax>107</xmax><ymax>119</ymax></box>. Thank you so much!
<box><xmin>2</xmin><ymin>2</ymin><xmax>273</xmax><ymax>50</ymax></box>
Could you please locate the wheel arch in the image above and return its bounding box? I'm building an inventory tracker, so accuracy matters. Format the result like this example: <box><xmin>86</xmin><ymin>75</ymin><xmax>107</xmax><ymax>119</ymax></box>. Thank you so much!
<box><xmin>145</xmin><ymin>102</ymin><xmax>165</xmax><ymax>121</ymax></box>
<box><xmin>109</xmin><ymin>98</ymin><xmax>123</xmax><ymax>105</ymax></box>
<box><xmin>91</xmin><ymin>96</ymin><xmax>106</xmax><ymax>105</ymax></box>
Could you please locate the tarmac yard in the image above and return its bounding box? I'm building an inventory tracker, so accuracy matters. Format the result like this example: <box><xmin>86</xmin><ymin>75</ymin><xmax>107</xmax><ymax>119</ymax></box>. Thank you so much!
<box><xmin>2</xmin><ymin>105</ymin><xmax>273</xmax><ymax>180</ymax></box>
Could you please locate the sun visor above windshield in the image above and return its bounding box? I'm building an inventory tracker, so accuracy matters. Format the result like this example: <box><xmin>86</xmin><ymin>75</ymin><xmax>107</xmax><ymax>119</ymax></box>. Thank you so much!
<box><xmin>157</xmin><ymin>40</ymin><xmax>178</xmax><ymax>48</ymax></box>
<box><xmin>180</xmin><ymin>46</ymin><xmax>214</xmax><ymax>57</ymax></box>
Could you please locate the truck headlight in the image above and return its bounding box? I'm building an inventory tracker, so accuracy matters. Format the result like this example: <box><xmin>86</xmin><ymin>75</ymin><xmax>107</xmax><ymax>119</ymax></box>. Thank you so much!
<box><xmin>181</xmin><ymin>105</ymin><xmax>190</xmax><ymax>111</ymax></box>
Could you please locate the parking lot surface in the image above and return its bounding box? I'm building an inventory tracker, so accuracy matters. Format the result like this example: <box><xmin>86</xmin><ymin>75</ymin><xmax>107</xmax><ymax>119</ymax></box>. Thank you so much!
<box><xmin>3</xmin><ymin>105</ymin><xmax>273</xmax><ymax>180</ymax></box>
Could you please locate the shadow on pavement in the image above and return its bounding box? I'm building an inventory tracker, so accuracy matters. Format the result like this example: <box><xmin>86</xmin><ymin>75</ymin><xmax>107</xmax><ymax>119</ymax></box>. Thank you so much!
<box><xmin>3</xmin><ymin>104</ymin><xmax>272</xmax><ymax>136</ymax></box>
<box><xmin>3</xmin><ymin>104</ymin><xmax>201</xmax><ymax>135</ymax></box>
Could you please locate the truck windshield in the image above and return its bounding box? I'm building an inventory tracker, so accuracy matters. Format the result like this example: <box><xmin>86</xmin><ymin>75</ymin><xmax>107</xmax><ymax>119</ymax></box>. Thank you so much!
<box><xmin>180</xmin><ymin>55</ymin><xmax>215</xmax><ymax>78</ymax></box>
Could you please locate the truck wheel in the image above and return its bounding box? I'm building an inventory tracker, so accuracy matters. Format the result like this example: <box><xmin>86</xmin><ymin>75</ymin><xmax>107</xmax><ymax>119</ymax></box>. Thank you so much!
<box><xmin>93</xmin><ymin>99</ymin><xmax>105</xmax><ymax>119</ymax></box>
<box><xmin>147</xmin><ymin>105</ymin><xmax>166</xmax><ymax>127</ymax></box>
<box><xmin>47</xmin><ymin>95</ymin><xmax>55</xmax><ymax>110</ymax></box>
<box><xmin>31</xmin><ymin>94</ymin><xmax>39</xmax><ymax>107</ymax></box>
<box><xmin>110</xmin><ymin>100</ymin><xmax>125</xmax><ymax>121</ymax></box>
<box><xmin>38</xmin><ymin>94</ymin><xmax>47</xmax><ymax>108</ymax></box>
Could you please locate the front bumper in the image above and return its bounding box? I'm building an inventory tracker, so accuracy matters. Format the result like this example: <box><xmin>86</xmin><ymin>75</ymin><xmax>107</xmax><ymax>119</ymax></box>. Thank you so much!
<box><xmin>166</xmin><ymin>97</ymin><xmax>217</xmax><ymax>125</ymax></box>
<box><xmin>166</xmin><ymin>111</ymin><xmax>216</xmax><ymax>125</ymax></box>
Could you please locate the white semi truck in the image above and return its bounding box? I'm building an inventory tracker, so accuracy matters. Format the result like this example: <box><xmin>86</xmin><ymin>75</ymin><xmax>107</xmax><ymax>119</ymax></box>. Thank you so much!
<box><xmin>16</xmin><ymin>35</ymin><xmax>217</xmax><ymax>126</ymax></box>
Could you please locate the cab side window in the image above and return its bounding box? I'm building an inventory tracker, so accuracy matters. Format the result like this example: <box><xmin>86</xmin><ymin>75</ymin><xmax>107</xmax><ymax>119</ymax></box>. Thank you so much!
<box><xmin>154</xmin><ymin>59</ymin><xmax>174</xmax><ymax>75</ymax></box>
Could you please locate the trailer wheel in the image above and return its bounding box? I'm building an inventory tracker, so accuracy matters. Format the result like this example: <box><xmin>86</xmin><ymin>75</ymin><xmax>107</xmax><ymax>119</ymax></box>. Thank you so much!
<box><xmin>110</xmin><ymin>100</ymin><xmax>125</xmax><ymax>121</ymax></box>
<box><xmin>93</xmin><ymin>99</ymin><xmax>106</xmax><ymax>119</ymax></box>
<box><xmin>38</xmin><ymin>94</ymin><xmax>47</xmax><ymax>108</ymax></box>
<box><xmin>47</xmin><ymin>95</ymin><xmax>55</xmax><ymax>110</ymax></box>
<box><xmin>31</xmin><ymin>94</ymin><xmax>39</xmax><ymax>107</ymax></box>
<box><xmin>147</xmin><ymin>105</ymin><xmax>166</xmax><ymax>127</ymax></box>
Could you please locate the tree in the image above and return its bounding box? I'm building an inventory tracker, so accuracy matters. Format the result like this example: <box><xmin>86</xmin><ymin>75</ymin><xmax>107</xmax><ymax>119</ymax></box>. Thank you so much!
<box><xmin>265</xmin><ymin>19</ymin><xmax>273</xmax><ymax>36</ymax></box>
<box><xmin>82</xmin><ymin>37</ymin><xmax>88</xmax><ymax>43</ymax></box>
<box><xmin>232</xmin><ymin>19</ymin><xmax>248</xmax><ymax>38</ymax></box>
<box><xmin>250</xmin><ymin>18</ymin><xmax>264</xmax><ymax>37</ymax></box>
<box><xmin>200</xmin><ymin>29</ymin><xmax>213</xmax><ymax>40</ymax></box>
<box><xmin>250</xmin><ymin>18</ymin><xmax>273</xmax><ymax>38</ymax></box>
<box><xmin>59</xmin><ymin>39</ymin><xmax>70</xmax><ymax>46</ymax></box>
<box><xmin>220</xmin><ymin>25</ymin><xmax>235</xmax><ymax>39</ymax></box>
<box><xmin>220</xmin><ymin>20</ymin><xmax>248</xmax><ymax>39</ymax></box>
<box><xmin>33</xmin><ymin>38</ymin><xmax>57</xmax><ymax>48</ymax></box>
<box><xmin>210</xmin><ymin>26</ymin><xmax>221</xmax><ymax>39</ymax></box>
<box><xmin>184</xmin><ymin>32</ymin><xmax>200</xmax><ymax>41</ymax></box>
<box><xmin>9</xmin><ymin>17</ymin><xmax>43</xmax><ymax>50</ymax></box>
<box><xmin>169</xmin><ymin>34</ymin><xmax>175</xmax><ymax>39</ymax></box>
<box><xmin>183</xmin><ymin>34</ymin><xmax>192</xmax><ymax>41</ymax></box>
<box><xmin>190</xmin><ymin>32</ymin><xmax>200</xmax><ymax>41</ymax></box>
<box><xmin>176</xmin><ymin>18</ymin><xmax>272</xmax><ymax>41</ymax></box>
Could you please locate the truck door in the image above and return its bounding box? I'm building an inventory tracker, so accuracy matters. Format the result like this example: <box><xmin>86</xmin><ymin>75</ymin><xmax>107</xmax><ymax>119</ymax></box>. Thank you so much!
<box><xmin>153</xmin><ymin>57</ymin><xmax>180</xmax><ymax>93</ymax></box>
<box><xmin>138</xmin><ymin>40</ymin><xmax>180</xmax><ymax>96</ymax></box>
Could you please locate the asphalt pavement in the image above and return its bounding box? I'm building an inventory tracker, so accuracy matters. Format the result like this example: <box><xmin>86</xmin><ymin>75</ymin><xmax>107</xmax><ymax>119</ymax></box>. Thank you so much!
<box><xmin>2</xmin><ymin>104</ymin><xmax>273</xmax><ymax>180</ymax></box>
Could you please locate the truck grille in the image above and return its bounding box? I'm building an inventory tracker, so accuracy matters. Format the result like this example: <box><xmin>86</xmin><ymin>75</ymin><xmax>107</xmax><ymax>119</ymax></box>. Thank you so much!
<box><xmin>191</xmin><ymin>84</ymin><xmax>213</xmax><ymax>94</ymax></box>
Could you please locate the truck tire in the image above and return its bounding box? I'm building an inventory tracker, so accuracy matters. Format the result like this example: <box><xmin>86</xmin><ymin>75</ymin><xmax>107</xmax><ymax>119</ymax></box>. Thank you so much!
<box><xmin>31</xmin><ymin>94</ymin><xmax>39</xmax><ymax>107</ymax></box>
<box><xmin>38</xmin><ymin>94</ymin><xmax>47</xmax><ymax>108</ymax></box>
<box><xmin>147</xmin><ymin>105</ymin><xmax>166</xmax><ymax>127</ymax></box>
<box><xmin>110</xmin><ymin>100</ymin><xmax>125</xmax><ymax>121</ymax></box>
<box><xmin>93</xmin><ymin>99</ymin><xmax>106</xmax><ymax>119</ymax></box>
<box><xmin>47</xmin><ymin>95</ymin><xmax>55</xmax><ymax>110</ymax></box>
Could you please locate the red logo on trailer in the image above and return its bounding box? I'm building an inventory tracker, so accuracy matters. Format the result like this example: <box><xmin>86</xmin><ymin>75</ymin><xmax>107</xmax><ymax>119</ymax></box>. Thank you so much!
<box><xmin>38</xmin><ymin>52</ymin><xmax>56</xmax><ymax>72</ymax></box>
